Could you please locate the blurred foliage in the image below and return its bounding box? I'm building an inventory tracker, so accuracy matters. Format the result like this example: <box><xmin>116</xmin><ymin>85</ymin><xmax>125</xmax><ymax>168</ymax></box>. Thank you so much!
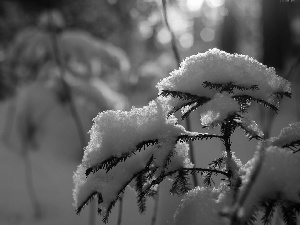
<box><xmin>1</xmin><ymin>0</ymin><xmax>300</xmax><ymax>102</ymax></box>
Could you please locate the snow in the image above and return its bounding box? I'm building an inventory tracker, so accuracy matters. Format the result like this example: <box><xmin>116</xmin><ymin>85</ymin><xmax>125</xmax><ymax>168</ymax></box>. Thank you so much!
<box><xmin>267</xmin><ymin>122</ymin><xmax>300</xmax><ymax>148</ymax></box>
<box><xmin>0</xmin><ymin>84</ymin><xmax>298</xmax><ymax>225</ymax></box>
<box><xmin>73</xmin><ymin>152</ymin><xmax>149</xmax><ymax>215</ymax></box>
<box><xmin>81</xmin><ymin>98</ymin><xmax>186</xmax><ymax>169</ymax></box>
<box><xmin>198</xmin><ymin>93</ymin><xmax>240</xmax><ymax>126</ymax></box>
<box><xmin>74</xmin><ymin>98</ymin><xmax>192</xmax><ymax>214</ymax></box>
<box><xmin>233</xmin><ymin>116</ymin><xmax>264</xmax><ymax>139</ymax></box>
<box><xmin>241</xmin><ymin>146</ymin><xmax>300</xmax><ymax>220</ymax></box>
<box><xmin>157</xmin><ymin>48</ymin><xmax>291</xmax><ymax>107</ymax></box>
<box><xmin>174</xmin><ymin>184</ymin><xmax>231</xmax><ymax>225</ymax></box>
<box><xmin>164</xmin><ymin>142</ymin><xmax>193</xmax><ymax>173</ymax></box>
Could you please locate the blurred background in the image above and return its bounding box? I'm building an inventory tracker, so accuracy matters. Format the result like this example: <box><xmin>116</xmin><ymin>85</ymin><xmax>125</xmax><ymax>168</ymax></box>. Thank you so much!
<box><xmin>0</xmin><ymin>0</ymin><xmax>300</xmax><ymax>224</ymax></box>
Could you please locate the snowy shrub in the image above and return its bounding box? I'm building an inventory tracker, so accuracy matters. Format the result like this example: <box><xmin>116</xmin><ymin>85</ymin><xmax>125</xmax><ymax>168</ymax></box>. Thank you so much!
<box><xmin>73</xmin><ymin>48</ymin><xmax>300</xmax><ymax>224</ymax></box>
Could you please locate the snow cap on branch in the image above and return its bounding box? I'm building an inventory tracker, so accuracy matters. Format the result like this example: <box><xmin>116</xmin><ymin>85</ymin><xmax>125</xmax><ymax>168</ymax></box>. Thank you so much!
<box><xmin>73</xmin><ymin>153</ymin><xmax>148</xmax><ymax>216</ymax></box>
<box><xmin>174</xmin><ymin>184</ymin><xmax>231</xmax><ymax>225</ymax></box>
<box><xmin>157</xmin><ymin>48</ymin><xmax>291</xmax><ymax>106</ymax></box>
<box><xmin>241</xmin><ymin>146</ymin><xmax>300</xmax><ymax>220</ymax></box>
<box><xmin>267</xmin><ymin>122</ymin><xmax>300</xmax><ymax>149</ymax></box>
<box><xmin>81</xmin><ymin>97</ymin><xmax>185</xmax><ymax>169</ymax></box>
<box><xmin>73</xmin><ymin>98</ymin><xmax>191</xmax><ymax>216</ymax></box>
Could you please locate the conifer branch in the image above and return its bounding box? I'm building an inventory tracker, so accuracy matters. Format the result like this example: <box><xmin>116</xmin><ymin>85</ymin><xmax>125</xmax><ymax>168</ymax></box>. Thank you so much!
<box><xmin>282</xmin><ymin>140</ymin><xmax>300</xmax><ymax>153</ymax></box>
<box><xmin>140</xmin><ymin>167</ymin><xmax>229</xmax><ymax>201</ymax></box>
<box><xmin>76</xmin><ymin>191</ymin><xmax>101</xmax><ymax>215</ymax></box>
<box><xmin>274</xmin><ymin>91</ymin><xmax>291</xmax><ymax>99</ymax></box>
<box><xmin>85</xmin><ymin>139</ymin><xmax>159</xmax><ymax>176</ymax></box>
<box><xmin>159</xmin><ymin>90</ymin><xmax>211</xmax><ymax>117</ymax></box>
<box><xmin>232</xmin><ymin>95</ymin><xmax>279</xmax><ymax>112</ymax></box>
<box><xmin>234</xmin><ymin>119</ymin><xmax>264</xmax><ymax>140</ymax></box>
<box><xmin>86</xmin><ymin>133</ymin><xmax>222</xmax><ymax>177</ymax></box>
<box><xmin>98</xmin><ymin>156</ymin><xmax>156</xmax><ymax>223</ymax></box>
<box><xmin>279</xmin><ymin>202</ymin><xmax>299</xmax><ymax>225</ymax></box>
<box><xmin>178</xmin><ymin>133</ymin><xmax>224</xmax><ymax>142</ymax></box>
<box><xmin>203</xmin><ymin>81</ymin><xmax>259</xmax><ymax>94</ymax></box>
<box><xmin>260</xmin><ymin>199</ymin><xmax>280</xmax><ymax>225</ymax></box>
<box><xmin>160</xmin><ymin>90</ymin><xmax>201</xmax><ymax>101</ymax></box>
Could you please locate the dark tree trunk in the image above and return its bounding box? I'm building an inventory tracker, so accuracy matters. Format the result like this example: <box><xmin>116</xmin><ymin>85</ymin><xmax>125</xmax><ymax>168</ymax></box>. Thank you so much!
<box><xmin>262</xmin><ymin>0</ymin><xmax>291</xmax><ymax>71</ymax></box>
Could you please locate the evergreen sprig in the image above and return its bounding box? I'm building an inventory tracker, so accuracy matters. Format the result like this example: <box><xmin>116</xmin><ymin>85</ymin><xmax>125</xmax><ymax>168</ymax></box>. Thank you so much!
<box><xmin>282</xmin><ymin>140</ymin><xmax>300</xmax><ymax>153</ymax></box>
<box><xmin>85</xmin><ymin>139</ymin><xmax>159</xmax><ymax>176</ymax></box>
<box><xmin>202</xmin><ymin>157</ymin><xmax>224</xmax><ymax>187</ymax></box>
<box><xmin>178</xmin><ymin>133</ymin><xmax>223</xmax><ymax>142</ymax></box>
<box><xmin>202</xmin><ymin>81</ymin><xmax>259</xmax><ymax>94</ymax></box>
<box><xmin>159</xmin><ymin>89</ymin><xmax>210</xmax><ymax>117</ymax></box>
<box><xmin>274</xmin><ymin>91</ymin><xmax>292</xmax><ymax>99</ymax></box>
<box><xmin>260</xmin><ymin>199</ymin><xmax>280</xmax><ymax>225</ymax></box>
<box><xmin>76</xmin><ymin>191</ymin><xmax>102</xmax><ymax>215</ymax></box>
<box><xmin>220</xmin><ymin>113</ymin><xmax>241</xmax><ymax>138</ymax></box>
<box><xmin>234</xmin><ymin>117</ymin><xmax>264</xmax><ymax>140</ymax></box>
<box><xmin>169</xmin><ymin>170</ymin><xmax>191</xmax><ymax>195</ymax></box>
<box><xmin>135</xmin><ymin>156</ymin><xmax>157</xmax><ymax>213</ymax></box>
<box><xmin>279</xmin><ymin>201</ymin><xmax>300</xmax><ymax>225</ymax></box>
<box><xmin>99</xmin><ymin>156</ymin><xmax>157</xmax><ymax>223</ymax></box>
<box><xmin>232</xmin><ymin>95</ymin><xmax>279</xmax><ymax>112</ymax></box>
<box><xmin>85</xmin><ymin>133</ymin><xmax>222</xmax><ymax>178</ymax></box>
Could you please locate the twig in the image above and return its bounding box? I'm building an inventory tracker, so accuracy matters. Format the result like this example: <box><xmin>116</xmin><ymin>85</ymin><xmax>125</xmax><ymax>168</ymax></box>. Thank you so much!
<box><xmin>117</xmin><ymin>197</ymin><xmax>123</xmax><ymax>225</ymax></box>
<box><xmin>23</xmin><ymin>151</ymin><xmax>42</xmax><ymax>219</ymax></box>
<box><xmin>161</xmin><ymin>0</ymin><xmax>198</xmax><ymax>187</ymax></box>
<box><xmin>228</xmin><ymin>144</ymin><xmax>266</xmax><ymax>225</ymax></box>
<box><xmin>151</xmin><ymin>186</ymin><xmax>160</xmax><ymax>225</ymax></box>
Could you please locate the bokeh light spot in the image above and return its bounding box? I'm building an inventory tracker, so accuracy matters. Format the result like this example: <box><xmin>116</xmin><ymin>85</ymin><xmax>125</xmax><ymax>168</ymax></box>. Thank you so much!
<box><xmin>179</xmin><ymin>33</ymin><xmax>194</xmax><ymax>48</ymax></box>
<box><xmin>200</xmin><ymin>27</ymin><xmax>215</xmax><ymax>42</ymax></box>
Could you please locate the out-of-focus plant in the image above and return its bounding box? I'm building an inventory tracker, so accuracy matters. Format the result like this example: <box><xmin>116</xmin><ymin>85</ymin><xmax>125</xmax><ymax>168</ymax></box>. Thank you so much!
<box><xmin>0</xmin><ymin>10</ymin><xmax>130</xmax><ymax>223</ymax></box>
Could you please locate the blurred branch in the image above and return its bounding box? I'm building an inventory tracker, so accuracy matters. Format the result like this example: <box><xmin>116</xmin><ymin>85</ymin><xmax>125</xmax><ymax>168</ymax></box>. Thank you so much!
<box><xmin>23</xmin><ymin>148</ymin><xmax>42</xmax><ymax>219</ymax></box>
<box><xmin>161</xmin><ymin>0</ymin><xmax>198</xmax><ymax>187</ymax></box>
<box><xmin>47</xmin><ymin>10</ymin><xmax>93</xmax><ymax>225</ymax></box>
<box><xmin>48</xmin><ymin>20</ymin><xmax>87</xmax><ymax>150</ymax></box>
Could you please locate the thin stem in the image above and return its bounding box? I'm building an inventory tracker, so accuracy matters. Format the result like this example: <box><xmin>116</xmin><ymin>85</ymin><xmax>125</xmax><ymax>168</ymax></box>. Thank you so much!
<box><xmin>161</xmin><ymin>0</ymin><xmax>198</xmax><ymax>187</ymax></box>
<box><xmin>48</xmin><ymin>20</ymin><xmax>87</xmax><ymax>150</ymax></box>
<box><xmin>229</xmin><ymin>145</ymin><xmax>266</xmax><ymax>225</ymax></box>
<box><xmin>182</xmin><ymin>167</ymin><xmax>229</xmax><ymax>177</ymax></box>
<box><xmin>161</xmin><ymin>0</ymin><xmax>181</xmax><ymax>66</ymax></box>
<box><xmin>117</xmin><ymin>197</ymin><xmax>123</xmax><ymax>225</ymax></box>
<box><xmin>88</xmin><ymin>199</ymin><xmax>96</xmax><ymax>225</ymax></box>
<box><xmin>221</xmin><ymin>124</ymin><xmax>233</xmax><ymax>183</ymax></box>
<box><xmin>24</xmin><ymin>152</ymin><xmax>42</xmax><ymax>219</ymax></box>
<box><xmin>151</xmin><ymin>186</ymin><xmax>160</xmax><ymax>225</ymax></box>
<box><xmin>184</xmin><ymin>119</ymin><xmax>198</xmax><ymax>187</ymax></box>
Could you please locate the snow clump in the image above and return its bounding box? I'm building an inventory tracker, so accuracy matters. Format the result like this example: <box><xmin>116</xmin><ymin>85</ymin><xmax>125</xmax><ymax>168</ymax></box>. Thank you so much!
<box><xmin>174</xmin><ymin>184</ymin><xmax>232</xmax><ymax>225</ymax></box>
<box><xmin>157</xmin><ymin>48</ymin><xmax>291</xmax><ymax>107</ymax></box>
<box><xmin>199</xmin><ymin>93</ymin><xmax>240</xmax><ymax>126</ymax></box>
<box><xmin>81</xmin><ymin>98</ymin><xmax>185</xmax><ymax>169</ymax></box>
<box><xmin>267</xmin><ymin>122</ymin><xmax>300</xmax><ymax>148</ymax></box>
<box><xmin>240</xmin><ymin>146</ymin><xmax>300</xmax><ymax>219</ymax></box>
<box><xmin>73</xmin><ymin>98</ymin><xmax>191</xmax><ymax>213</ymax></box>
